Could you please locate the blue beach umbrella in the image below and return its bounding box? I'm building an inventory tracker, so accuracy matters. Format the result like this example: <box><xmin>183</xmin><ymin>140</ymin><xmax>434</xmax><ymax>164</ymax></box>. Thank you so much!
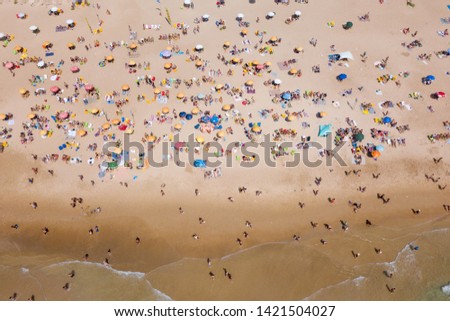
<box><xmin>186</xmin><ymin>114</ymin><xmax>193</xmax><ymax>120</ymax></box>
<box><xmin>210</xmin><ymin>115</ymin><xmax>219</xmax><ymax>124</ymax></box>
<box><xmin>179</xmin><ymin>111</ymin><xmax>187</xmax><ymax>118</ymax></box>
<box><xmin>376</xmin><ymin>145</ymin><xmax>385</xmax><ymax>151</ymax></box>
<box><xmin>382</xmin><ymin>116</ymin><xmax>392</xmax><ymax>124</ymax></box>
<box><xmin>281</xmin><ymin>92</ymin><xmax>292</xmax><ymax>100</ymax></box>
<box><xmin>318</xmin><ymin>124</ymin><xmax>332</xmax><ymax>137</ymax></box>
<box><xmin>425</xmin><ymin>75</ymin><xmax>435</xmax><ymax>81</ymax></box>
<box><xmin>160</xmin><ymin>50</ymin><xmax>172</xmax><ymax>59</ymax></box>
<box><xmin>193</xmin><ymin>159</ymin><xmax>207</xmax><ymax>168</ymax></box>
<box><xmin>337</xmin><ymin>73</ymin><xmax>347</xmax><ymax>81</ymax></box>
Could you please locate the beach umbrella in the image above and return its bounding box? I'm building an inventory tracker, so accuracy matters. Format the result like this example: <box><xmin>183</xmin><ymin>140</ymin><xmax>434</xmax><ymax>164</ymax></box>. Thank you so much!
<box><xmin>197</xmin><ymin>93</ymin><xmax>205</xmax><ymax>100</ymax></box>
<box><xmin>128</xmin><ymin>60</ymin><xmax>137</xmax><ymax>67</ymax></box>
<box><xmin>91</xmin><ymin>108</ymin><xmax>100</xmax><ymax>115</ymax></box>
<box><xmin>66</xmin><ymin>19</ymin><xmax>75</xmax><ymax>27</ymax></box>
<box><xmin>267</xmin><ymin>12</ymin><xmax>275</xmax><ymax>18</ymax></box>
<box><xmin>425</xmin><ymin>75</ymin><xmax>435</xmax><ymax>81</ymax></box>
<box><xmin>58</xmin><ymin>111</ymin><xmax>69</xmax><ymax>120</ymax></box>
<box><xmin>153</xmin><ymin>88</ymin><xmax>161</xmax><ymax>95</ymax></box>
<box><xmin>437</xmin><ymin>91</ymin><xmax>446</xmax><ymax>98</ymax></box>
<box><xmin>215</xmin><ymin>83</ymin><xmax>224</xmax><ymax>91</ymax></box>
<box><xmin>376</xmin><ymin>145</ymin><xmax>385</xmax><ymax>152</ymax></box>
<box><xmin>176</xmin><ymin>92</ymin><xmax>185</xmax><ymax>99</ymax></box>
<box><xmin>318</xmin><ymin>124</ymin><xmax>332</xmax><ymax>137</ymax></box>
<box><xmin>256</xmin><ymin>64</ymin><xmax>265</xmax><ymax>70</ymax></box>
<box><xmin>5</xmin><ymin>62</ymin><xmax>14</xmax><ymax>70</ymax></box>
<box><xmin>191</xmin><ymin>107</ymin><xmax>200</xmax><ymax>114</ymax></box>
<box><xmin>202</xmin><ymin>14</ymin><xmax>210</xmax><ymax>22</ymax></box>
<box><xmin>371</xmin><ymin>150</ymin><xmax>381</xmax><ymax>158</ymax></box>
<box><xmin>67</xmin><ymin>42</ymin><xmax>75</xmax><ymax>50</ymax></box>
<box><xmin>237</xmin><ymin>13</ymin><xmax>244</xmax><ymax>20</ymax></box>
<box><xmin>50</xmin><ymin>86</ymin><xmax>61</xmax><ymax>94</ymax></box>
<box><xmin>51</xmin><ymin>7</ymin><xmax>59</xmax><ymax>12</ymax></box>
<box><xmin>245</xmin><ymin>80</ymin><xmax>254</xmax><ymax>87</ymax></box>
<box><xmin>118</xmin><ymin>124</ymin><xmax>128</xmax><ymax>131</ymax></box>
<box><xmin>241</xmin><ymin>29</ymin><xmax>248</xmax><ymax>36</ymax></box>
<box><xmin>174</xmin><ymin>123</ymin><xmax>182</xmax><ymax>131</ymax></box>
<box><xmin>231</xmin><ymin>57</ymin><xmax>240</xmax><ymax>64</ymax></box>
<box><xmin>17</xmin><ymin>12</ymin><xmax>26</xmax><ymax>19</ymax></box>
<box><xmin>195</xmin><ymin>60</ymin><xmax>203</xmax><ymax>67</ymax></box>
<box><xmin>273</xmin><ymin>79</ymin><xmax>282</xmax><ymax>85</ymax></box>
<box><xmin>160</xmin><ymin>50</ymin><xmax>172</xmax><ymax>59</ymax></box>
<box><xmin>0</xmin><ymin>33</ymin><xmax>6</xmax><ymax>40</ymax></box>
<box><xmin>0</xmin><ymin>114</ymin><xmax>6</xmax><ymax>120</ymax></box>
<box><xmin>186</xmin><ymin>114</ymin><xmax>193</xmax><ymax>120</ymax></box>
<box><xmin>84</xmin><ymin>84</ymin><xmax>94</xmax><ymax>91</ymax></box>
<box><xmin>128</xmin><ymin>43</ymin><xmax>138</xmax><ymax>50</ymax></box>
<box><xmin>217</xmin><ymin>130</ymin><xmax>226</xmax><ymax>138</ymax></box>
<box><xmin>162</xmin><ymin>107</ymin><xmax>170</xmax><ymax>114</ymax></box>
<box><xmin>269</xmin><ymin>36</ymin><xmax>278</xmax><ymax>43</ymax></box>
<box><xmin>102</xmin><ymin>123</ymin><xmax>111</xmax><ymax>130</ymax></box>
<box><xmin>29</xmin><ymin>25</ymin><xmax>39</xmax><ymax>33</ymax></box>
<box><xmin>77</xmin><ymin>129</ymin><xmax>87</xmax><ymax>137</ymax></box>
<box><xmin>122</xmin><ymin>84</ymin><xmax>130</xmax><ymax>91</ymax></box>
<box><xmin>164</xmin><ymin>63</ymin><xmax>173</xmax><ymax>70</ymax></box>
<box><xmin>124</xmin><ymin>128</ymin><xmax>134</xmax><ymax>135</ymax></box>
<box><xmin>106</xmin><ymin>55</ymin><xmax>114</xmax><ymax>62</ymax></box>
<box><xmin>147</xmin><ymin>135</ymin><xmax>156</xmax><ymax>142</ymax></box>
<box><xmin>27</xmin><ymin>113</ymin><xmax>37</xmax><ymax>120</ymax></box>
<box><xmin>196</xmin><ymin>136</ymin><xmax>205</xmax><ymax>143</ymax></box>
<box><xmin>343</xmin><ymin>21</ymin><xmax>353</xmax><ymax>30</ymax></box>
<box><xmin>382</xmin><ymin>116</ymin><xmax>392</xmax><ymax>124</ymax></box>
<box><xmin>337</xmin><ymin>73</ymin><xmax>347</xmax><ymax>81</ymax></box>
<box><xmin>113</xmin><ymin>147</ymin><xmax>122</xmax><ymax>155</ymax></box>
<box><xmin>289</xmin><ymin>68</ymin><xmax>298</xmax><ymax>75</ymax></box>
<box><xmin>252</xmin><ymin>125</ymin><xmax>262</xmax><ymax>133</ymax></box>
<box><xmin>353</xmin><ymin>132</ymin><xmax>364</xmax><ymax>142</ymax></box>
<box><xmin>286</xmin><ymin>114</ymin><xmax>295</xmax><ymax>122</ymax></box>
<box><xmin>19</xmin><ymin>88</ymin><xmax>28</xmax><ymax>95</ymax></box>
<box><xmin>179</xmin><ymin>111</ymin><xmax>187</xmax><ymax>118</ymax></box>
<box><xmin>281</xmin><ymin>92</ymin><xmax>292</xmax><ymax>100</ymax></box>
<box><xmin>42</xmin><ymin>41</ymin><xmax>52</xmax><ymax>49</ymax></box>
<box><xmin>265</xmin><ymin>61</ymin><xmax>272</xmax><ymax>67</ymax></box>
<box><xmin>223</xmin><ymin>41</ymin><xmax>231</xmax><ymax>49</ymax></box>
<box><xmin>70</xmin><ymin>66</ymin><xmax>79</xmax><ymax>73</ymax></box>
<box><xmin>195</xmin><ymin>44</ymin><xmax>204</xmax><ymax>52</ymax></box>
<box><xmin>319</xmin><ymin>111</ymin><xmax>328</xmax><ymax>118</ymax></box>
<box><xmin>193</xmin><ymin>159</ymin><xmax>206</xmax><ymax>168</ymax></box>
<box><xmin>15</xmin><ymin>46</ymin><xmax>23</xmax><ymax>52</ymax></box>
<box><xmin>222</xmin><ymin>104</ymin><xmax>231</xmax><ymax>111</ymax></box>
<box><xmin>201</xmin><ymin>115</ymin><xmax>211</xmax><ymax>123</ymax></box>
<box><xmin>111</xmin><ymin>119</ymin><xmax>121</xmax><ymax>126</ymax></box>
<box><xmin>210</xmin><ymin>115</ymin><xmax>219</xmax><ymax>125</ymax></box>
<box><xmin>294</xmin><ymin>11</ymin><xmax>302</xmax><ymax>17</ymax></box>
<box><xmin>294</xmin><ymin>46</ymin><xmax>303</xmax><ymax>53</ymax></box>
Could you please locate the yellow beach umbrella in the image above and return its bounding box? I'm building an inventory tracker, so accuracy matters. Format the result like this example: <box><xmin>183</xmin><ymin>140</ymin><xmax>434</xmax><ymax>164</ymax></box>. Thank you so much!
<box><xmin>164</xmin><ymin>63</ymin><xmax>172</xmax><ymax>70</ymax></box>
<box><xmin>245</xmin><ymin>80</ymin><xmax>254</xmax><ymax>86</ymax></box>
<box><xmin>269</xmin><ymin>36</ymin><xmax>278</xmax><ymax>42</ymax></box>
<box><xmin>77</xmin><ymin>129</ymin><xmax>87</xmax><ymax>137</ymax></box>
<box><xmin>287</xmin><ymin>114</ymin><xmax>295</xmax><ymax>122</ymax></box>
<box><xmin>195</xmin><ymin>60</ymin><xmax>203</xmax><ymax>67</ymax></box>
<box><xmin>191</xmin><ymin>107</ymin><xmax>200</xmax><ymax>115</ymax></box>
<box><xmin>91</xmin><ymin>108</ymin><xmax>99</xmax><ymax>115</ymax></box>
<box><xmin>40</xmin><ymin>130</ymin><xmax>48</xmax><ymax>137</ymax></box>
<box><xmin>128</xmin><ymin>60</ymin><xmax>136</xmax><ymax>67</ymax></box>
<box><xmin>174</xmin><ymin>123</ymin><xmax>182</xmax><ymax>130</ymax></box>
<box><xmin>252</xmin><ymin>125</ymin><xmax>262</xmax><ymax>133</ymax></box>
<box><xmin>0</xmin><ymin>114</ymin><xmax>6</xmax><ymax>120</ymax></box>
<box><xmin>106</xmin><ymin>55</ymin><xmax>114</xmax><ymax>62</ymax></box>
<box><xmin>241</xmin><ymin>29</ymin><xmax>248</xmax><ymax>36</ymax></box>
<box><xmin>27</xmin><ymin>113</ymin><xmax>37</xmax><ymax>120</ymax></box>
<box><xmin>294</xmin><ymin>46</ymin><xmax>303</xmax><ymax>53</ymax></box>
<box><xmin>19</xmin><ymin>88</ymin><xmax>28</xmax><ymax>95</ymax></box>
<box><xmin>196</xmin><ymin>136</ymin><xmax>205</xmax><ymax>143</ymax></box>
<box><xmin>122</xmin><ymin>84</ymin><xmax>130</xmax><ymax>91</ymax></box>
<box><xmin>176</xmin><ymin>92</ymin><xmax>185</xmax><ymax>99</ymax></box>
<box><xmin>223</xmin><ymin>41</ymin><xmax>231</xmax><ymax>48</ymax></box>
<box><xmin>222</xmin><ymin>104</ymin><xmax>231</xmax><ymax>111</ymax></box>
<box><xmin>162</xmin><ymin>107</ymin><xmax>170</xmax><ymax>114</ymax></box>
<box><xmin>215</xmin><ymin>84</ymin><xmax>224</xmax><ymax>90</ymax></box>
<box><xmin>153</xmin><ymin>88</ymin><xmax>161</xmax><ymax>94</ymax></box>
<box><xmin>102</xmin><ymin>122</ymin><xmax>111</xmax><ymax>130</ymax></box>
<box><xmin>147</xmin><ymin>135</ymin><xmax>156</xmax><ymax>142</ymax></box>
<box><xmin>231</xmin><ymin>57</ymin><xmax>240</xmax><ymax>64</ymax></box>
<box><xmin>216</xmin><ymin>130</ymin><xmax>226</xmax><ymax>138</ymax></box>
<box><xmin>125</xmin><ymin>128</ymin><xmax>134</xmax><ymax>135</ymax></box>
<box><xmin>111</xmin><ymin>118</ymin><xmax>121</xmax><ymax>126</ymax></box>
<box><xmin>128</xmin><ymin>43</ymin><xmax>138</xmax><ymax>50</ymax></box>
<box><xmin>67</xmin><ymin>42</ymin><xmax>76</xmax><ymax>49</ymax></box>
<box><xmin>289</xmin><ymin>68</ymin><xmax>298</xmax><ymax>75</ymax></box>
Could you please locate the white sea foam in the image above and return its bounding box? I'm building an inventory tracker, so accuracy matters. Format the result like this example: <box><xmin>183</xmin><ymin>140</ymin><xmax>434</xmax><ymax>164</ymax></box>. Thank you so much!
<box><xmin>20</xmin><ymin>267</ymin><xmax>29</xmax><ymax>274</ymax></box>
<box><xmin>302</xmin><ymin>275</ymin><xmax>366</xmax><ymax>300</ymax></box>
<box><xmin>441</xmin><ymin>283</ymin><xmax>450</xmax><ymax>296</ymax></box>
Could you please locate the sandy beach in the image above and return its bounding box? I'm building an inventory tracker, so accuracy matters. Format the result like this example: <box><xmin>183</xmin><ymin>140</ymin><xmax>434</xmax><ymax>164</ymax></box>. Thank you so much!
<box><xmin>0</xmin><ymin>0</ymin><xmax>449</xmax><ymax>301</ymax></box>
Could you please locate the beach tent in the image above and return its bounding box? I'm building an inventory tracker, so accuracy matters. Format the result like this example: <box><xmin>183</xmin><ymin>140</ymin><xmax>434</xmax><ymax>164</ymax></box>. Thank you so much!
<box><xmin>318</xmin><ymin>124</ymin><xmax>332</xmax><ymax>137</ymax></box>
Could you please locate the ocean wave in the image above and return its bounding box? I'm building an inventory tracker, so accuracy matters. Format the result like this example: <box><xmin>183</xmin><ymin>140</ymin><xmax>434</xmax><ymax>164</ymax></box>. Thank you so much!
<box><xmin>302</xmin><ymin>275</ymin><xmax>366</xmax><ymax>300</ymax></box>
<box><xmin>45</xmin><ymin>260</ymin><xmax>172</xmax><ymax>300</ymax></box>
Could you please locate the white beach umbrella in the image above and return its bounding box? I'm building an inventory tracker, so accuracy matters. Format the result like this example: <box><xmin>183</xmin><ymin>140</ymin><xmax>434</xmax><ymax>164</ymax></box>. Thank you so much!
<box><xmin>66</xmin><ymin>19</ymin><xmax>74</xmax><ymax>25</ymax></box>
<box><xmin>51</xmin><ymin>7</ymin><xmax>59</xmax><ymax>12</ymax></box>
<box><xmin>202</xmin><ymin>14</ymin><xmax>210</xmax><ymax>21</ymax></box>
<box><xmin>184</xmin><ymin>0</ymin><xmax>192</xmax><ymax>4</ymax></box>
<box><xmin>29</xmin><ymin>25</ymin><xmax>38</xmax><ymax>31</ymax></box>
<box><xmin>237</xmin><ymin>13</ymin><xmax>244</xmax><ymax>20</ymax></box>
<box><xmin>294</xmin><ymin>11</ymin><xmax>302</xmax><ymax>17</ymax></box>
<box><xmin>195</xmin><ymin>44</ymin><xmax>204</xmax><ymax>51</ymax></box>
<box><xmin>0</xmin><ymin>33</ymin><xmax>5</xmax><ymax>40</ymax></box>
<box><xmin>37</xmin><ymin>60</ymin><xmax>45</xmax><ymax>68</ymax></box>
<box><xmin>267</xmin><ymin>12</ymin><xmax>275</xmax><ymax>18</ymax></box>
<box><xmin>273</xmin><ymin>79</ymin><xmax>282</xmax><ymax>85</ymax></box>
<box><xmin>18</xmin><ymin>13</ymin><xmax>26</xmax><ymax>19</ymax></box>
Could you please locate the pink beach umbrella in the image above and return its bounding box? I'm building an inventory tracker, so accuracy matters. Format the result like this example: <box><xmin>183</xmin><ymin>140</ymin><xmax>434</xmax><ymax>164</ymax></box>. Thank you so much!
<box><xmin>84</xmin><ymin>84</ymin><xmax>94</xmax><ymax>91</ymax></box>
<box><xmin>70</xmin><ymin>66</ymin><xmax>79</xmax><ymax>73</ymax></box>
<box><xmin>50</xmin><ymin>86</ymin><xmax>61</xmax><ymax>94</ymax></box>
<box><xmin>58</xmin><ymin>111</ymin><xmax>69</xmax><ymax>120</ymax></box>
<box><xmin>5</xmin><ymin>62</ymin><xmax>14</xmax><ymax>70</ymax></box>
<box><xmin>256</xmin><ymin>64</ymin><xmax>264</xmax><ymax>70</ymax></box>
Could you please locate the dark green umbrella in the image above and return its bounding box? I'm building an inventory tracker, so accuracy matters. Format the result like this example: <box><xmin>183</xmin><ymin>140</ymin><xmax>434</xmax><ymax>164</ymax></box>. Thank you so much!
<box><xmin>343</xmin><ymin>21</ymin><xmax>353</xmax><ymax>30</ymax></box>
<box><xmin>353</xmin><ymin>132</ymin><xmax>364</xmax><ymax>142</ymax></box>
